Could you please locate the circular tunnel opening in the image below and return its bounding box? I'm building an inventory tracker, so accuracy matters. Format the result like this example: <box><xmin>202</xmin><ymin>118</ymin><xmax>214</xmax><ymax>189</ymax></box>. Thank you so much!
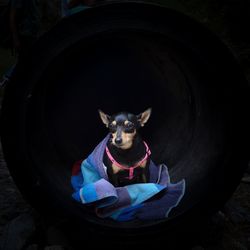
<box><xmin>29</xmin><ymin>31</ymin><xmax>198</xmax><ymax>227</ymax></box>
<box><xmin>1</xmin><ymin>2</ymin><xmax>249</xmax><ymax>234</ymax></box>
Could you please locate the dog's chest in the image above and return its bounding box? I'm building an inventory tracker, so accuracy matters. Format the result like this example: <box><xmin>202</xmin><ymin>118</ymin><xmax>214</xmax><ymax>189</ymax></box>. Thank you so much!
<box><xmin>111</xmin><ymin>159</ymin><xmax>147</xmax><ymax>174</ymax></box>
<box><xmin>103</xmin><ymin>151</ymin><xmax>149</xmax><ymax>184</ymax></box>
<box><xmin>103</xmin><ymin>140</ymin><xmax>151</xmax><ymax>186</ymax></box>
<box><xmin>109</xmin><ymin>160</ymin><xmax>149</xmax><ymax>185</ymax></box>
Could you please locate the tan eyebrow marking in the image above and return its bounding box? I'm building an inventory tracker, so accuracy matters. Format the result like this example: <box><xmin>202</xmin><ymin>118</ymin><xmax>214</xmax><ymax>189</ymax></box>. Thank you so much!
<box><xmin>124</xmin><ymin>120</ymin><xmax>129</xmax><ymax>125</ymax></box>
<box><xmin>111</xmin><ymin>121</ymin><xmax>117</xmax><ymax>126</ymax></box>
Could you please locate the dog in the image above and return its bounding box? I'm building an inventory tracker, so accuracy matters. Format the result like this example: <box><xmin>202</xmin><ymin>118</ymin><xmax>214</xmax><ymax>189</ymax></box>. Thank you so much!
<box><xmin>98</xmin><ymin>108</ymin><xmax>152</xmax><ymax>187</ymax></box>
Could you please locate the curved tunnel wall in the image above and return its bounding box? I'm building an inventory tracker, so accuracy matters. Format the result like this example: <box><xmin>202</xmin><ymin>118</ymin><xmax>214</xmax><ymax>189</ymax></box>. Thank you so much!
<box><xmin>1</xmin><ymin>2</ymin><xmax>249</xmax><ymax>232</ymax></box>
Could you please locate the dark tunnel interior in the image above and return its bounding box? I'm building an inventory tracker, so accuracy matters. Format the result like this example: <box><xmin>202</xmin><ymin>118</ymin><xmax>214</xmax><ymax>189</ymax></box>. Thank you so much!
<box><xmin>23</xmin><ymin>31</ymin><xmax>231</xmax><ymax>227</ymax></box>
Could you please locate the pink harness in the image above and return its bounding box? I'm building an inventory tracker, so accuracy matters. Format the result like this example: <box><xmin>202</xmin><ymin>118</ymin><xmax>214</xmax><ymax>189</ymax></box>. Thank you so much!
<box><xmin>105</xmin><ymin>141</ymin><xmax>151</xmax><ymax>180</ymax></box>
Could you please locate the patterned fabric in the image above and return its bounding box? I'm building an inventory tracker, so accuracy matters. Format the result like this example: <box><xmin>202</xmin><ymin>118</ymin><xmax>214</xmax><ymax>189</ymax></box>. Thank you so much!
<box><xmin>71</xmin><ymin>134</ymin><xmax>185</xmax><ymax>221</ymax></box>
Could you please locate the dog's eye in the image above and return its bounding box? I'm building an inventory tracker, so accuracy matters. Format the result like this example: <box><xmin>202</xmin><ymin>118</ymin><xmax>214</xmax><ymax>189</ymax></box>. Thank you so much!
<box><xmin>109</xmin><ymin>123</ymin><xmax>117</xmax><ymax>130</ymax></box>
<box><xmin>124</xmin><ymin>123</ymin><xmax>134</xmax><ymax>132</ymax></box>
<box><xmin>125</xmin><ymin>122</ymin><xmax>134</xmax><ymax>128</ymax></box>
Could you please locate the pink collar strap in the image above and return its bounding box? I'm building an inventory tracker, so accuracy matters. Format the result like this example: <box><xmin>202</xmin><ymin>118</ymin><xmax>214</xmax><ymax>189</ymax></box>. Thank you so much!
<box><xmin>105</xmin><ymin>141</ymin><xmax>151</xmax><ymax>180</ymax></box>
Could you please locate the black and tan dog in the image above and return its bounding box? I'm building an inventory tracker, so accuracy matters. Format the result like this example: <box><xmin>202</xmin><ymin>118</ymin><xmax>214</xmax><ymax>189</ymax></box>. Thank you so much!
<box><xmin>98</xmin><ymin>108</ymin><xmax>152</xmax><ymax>187</ymax></box>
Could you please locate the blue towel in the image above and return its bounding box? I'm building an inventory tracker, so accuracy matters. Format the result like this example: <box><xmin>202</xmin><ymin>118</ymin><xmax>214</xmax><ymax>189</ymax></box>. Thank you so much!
<box><xmin>71</xmin><ymin>134</ymin><xmax>185</xmax><ymax>221</ymax></box>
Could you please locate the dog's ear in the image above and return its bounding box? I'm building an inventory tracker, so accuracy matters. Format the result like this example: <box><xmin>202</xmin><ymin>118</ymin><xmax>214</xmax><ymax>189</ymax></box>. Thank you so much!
<box><xmin>98</xmin><ymin>110</ymin><xmax>110</xmax><ymax>127</ymax></box>
<box><xmin>137</xmin><ymin>108</ymin><xmax>152</xmax><ymax>127</ymax></box>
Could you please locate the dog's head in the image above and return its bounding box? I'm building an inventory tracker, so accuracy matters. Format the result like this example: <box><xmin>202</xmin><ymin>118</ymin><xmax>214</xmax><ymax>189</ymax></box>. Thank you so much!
<box><xmin>98</xmin><ymin>108</ymin><xmax>152</xmax><ymax>149</ymax></box>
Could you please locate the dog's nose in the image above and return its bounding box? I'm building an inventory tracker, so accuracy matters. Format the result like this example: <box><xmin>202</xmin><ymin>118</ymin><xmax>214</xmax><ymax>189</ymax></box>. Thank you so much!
<box><xmin>115</xmin><ymin>138</ymin><xmax>122</xmax><ymax>145</ymax></box>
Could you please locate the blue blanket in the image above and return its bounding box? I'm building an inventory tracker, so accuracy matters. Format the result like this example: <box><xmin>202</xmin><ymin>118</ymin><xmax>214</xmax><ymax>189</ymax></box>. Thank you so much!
<box><xmin>71</xmin><ymin>134</ymin><xmax>185</xmax><ymax>221</ymax></box>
